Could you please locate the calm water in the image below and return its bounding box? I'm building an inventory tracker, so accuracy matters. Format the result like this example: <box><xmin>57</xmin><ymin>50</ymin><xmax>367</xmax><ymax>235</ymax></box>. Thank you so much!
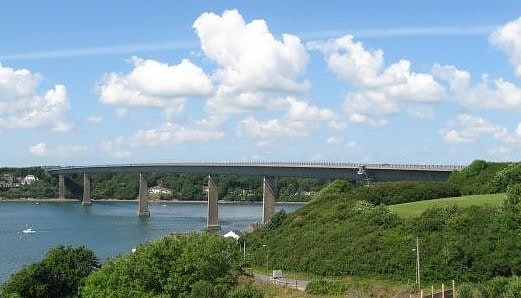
<box><xmin>0</xmin><ymin>201</ymin><xmax>302</xmax><ymax>283</ymax></box>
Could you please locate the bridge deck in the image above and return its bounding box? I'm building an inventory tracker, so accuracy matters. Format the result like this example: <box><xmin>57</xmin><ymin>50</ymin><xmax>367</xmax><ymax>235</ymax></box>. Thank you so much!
<box><xmin>47</xmin><ymin>162</ymin><xmax>465</xmax><ymax>181</ymax></box>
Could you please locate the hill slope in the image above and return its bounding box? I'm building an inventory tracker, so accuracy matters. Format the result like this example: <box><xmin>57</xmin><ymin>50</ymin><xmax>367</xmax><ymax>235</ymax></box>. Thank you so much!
<box><xmin>389</xmin><ymin>193</ymin><xmax>505</xmax><ymax>218</ymax></box>
<box><xmin>245</xmin><ymin>180</ymin><xmax>521</xmax><ymax>284</ymax></box>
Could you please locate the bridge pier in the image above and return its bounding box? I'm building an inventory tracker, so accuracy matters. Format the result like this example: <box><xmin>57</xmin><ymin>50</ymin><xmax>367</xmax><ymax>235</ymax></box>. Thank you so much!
<box><xmin>82</xmin><ymin>173</ymin><xmax>92</xmax><ymax>206</ymax></box>
<box><xmin>58</xmin><ymin>174</ymin><xmax>65</xmax><ymax>199</ymax></box>
<box><xmin>207</xmin><ymin>175</ymin><xmax>220</xmax><ymax>230</ymax></box>
<box><xmin>138</xmin><ymin>173</ymin><xmax>150</xmax><ymax>217</ymax></box>
<box><xmin>262</xmin><ymin>176</ymin><xmax>277</xmax><ymax>224</ymax></box>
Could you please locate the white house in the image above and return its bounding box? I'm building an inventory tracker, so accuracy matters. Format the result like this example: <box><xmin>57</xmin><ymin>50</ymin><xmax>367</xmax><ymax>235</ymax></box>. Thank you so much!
<box><xmin>21</xmin><ymin>175</ymin><xmax>39</xmax><ymax>185</ymax></box>
<box><xmin>148</xmin><ymin>186</ymin><xmax>172</xmax><ymax>195</ymax></box>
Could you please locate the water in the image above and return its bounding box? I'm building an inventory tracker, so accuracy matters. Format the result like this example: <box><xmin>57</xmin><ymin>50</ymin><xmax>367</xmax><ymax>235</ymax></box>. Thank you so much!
<box><xmin>0</xmin><ymin>201</ymin><xmax>302</xmax><ymax>283</ymax></box>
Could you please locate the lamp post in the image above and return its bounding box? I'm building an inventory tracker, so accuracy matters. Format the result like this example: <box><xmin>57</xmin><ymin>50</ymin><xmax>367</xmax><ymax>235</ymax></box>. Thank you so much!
<box><xmin>262</xmin><ymin>244</ymin><xmax>269</xmax><ymax>281</ymax></box>
<box><xmin>412</xmin><ymin>237</ymin><xmax>421</xmax><ymax>291</ymax></box>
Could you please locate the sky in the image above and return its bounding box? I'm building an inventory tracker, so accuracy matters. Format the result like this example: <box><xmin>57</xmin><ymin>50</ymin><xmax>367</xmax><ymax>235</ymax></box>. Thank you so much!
<box><xmin>2</xmin><ymin>1</ymin><xmax>521</xmax><ymax>166</ymax></box>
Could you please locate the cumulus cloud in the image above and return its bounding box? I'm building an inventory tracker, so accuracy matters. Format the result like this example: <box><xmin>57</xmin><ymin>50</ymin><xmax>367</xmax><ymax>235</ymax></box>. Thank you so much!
<box><xmin>236</xmin><ymin>98</ymin><xmax>339</xmax><ymax>145</ymax></box>
<box><xmin>101</xmin><ymin>137</ymin><xmax>131</xmax><ymax>158</ymax></box>
<box><xmin>98</xmin><ymin>56</ymin><xmax>213</xmax><ymax>111</ymax></box>
<box><xmin>309</xmin><ymin>35</ymin><xmax>445</xmax><ymax>126</ymax></box>
<box><xmin>491</xmin><ymin>17</ymin><xmax>521</xmax><ymax>77</ymax></box>
<box><xmin>193</xmin><ymin>9</ymin><xmax>310</xmax><ymax>116</ymax></box>
<box><xmin>128</xmin><ymin>121</ymin><xmax>224</xmax><ymax>146</ymax></box>
<box><xmin>433</xmin><ymin>64</ymin><xmax>521</xmax><ymax>109</ymax></box>
<box><xmin>29</xmin><ymin>142</ymin><xmax>49</xmax><ymax>156</ymax></box>
<box><xmin>0</xmin><ymin>63</ymin><xmax>72</xmax><ymax>132</ymax></box>
<box><xmin>29</xmin><ymin>142</ymin><xmax>89</xmax><ymax>157</ymax></box>
<box><xmin>440</xmin><ymin>114</ymin><xmax>521</xmax><ymax>145</ymax></box>
<box><xmin>86</xmin><ymin>116</ymin><xmax>103</xmax><ymax>123</ymax></box>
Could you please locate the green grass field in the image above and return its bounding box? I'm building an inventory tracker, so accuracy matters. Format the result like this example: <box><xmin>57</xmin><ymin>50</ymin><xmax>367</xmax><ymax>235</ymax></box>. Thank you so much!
<box><xmin>389</xmin><ymin>193</ymin><xmax>506</xmax><ymax>218</ymax></box>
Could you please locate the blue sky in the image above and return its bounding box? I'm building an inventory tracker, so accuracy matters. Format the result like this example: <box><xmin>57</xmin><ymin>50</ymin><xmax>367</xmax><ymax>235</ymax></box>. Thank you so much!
<box><xmin>2</xmin><ymin>1</ymin><xmax>521</xmax><ymax>166</ymax></box>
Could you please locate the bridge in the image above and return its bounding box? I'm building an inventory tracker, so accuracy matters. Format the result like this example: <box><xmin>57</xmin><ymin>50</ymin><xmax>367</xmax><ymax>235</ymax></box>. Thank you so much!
<box><xmin>47</xmin><ymin>162</ymin><xmax>465</xmax><ymax>230</ymax></box>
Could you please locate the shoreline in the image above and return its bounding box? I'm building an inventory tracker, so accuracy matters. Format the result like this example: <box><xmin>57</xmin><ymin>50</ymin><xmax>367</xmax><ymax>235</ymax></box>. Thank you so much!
<box><xmin>0</xmin><ymin>197</ymin><xmax>307</xmax><ymax>205</ymax></box>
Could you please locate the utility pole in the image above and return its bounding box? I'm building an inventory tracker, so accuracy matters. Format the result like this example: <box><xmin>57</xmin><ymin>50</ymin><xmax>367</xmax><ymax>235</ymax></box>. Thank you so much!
<box><xmin>416</xmin><ymin>237</ymin><xmax>421</xmax><ymax>289</ymax></box>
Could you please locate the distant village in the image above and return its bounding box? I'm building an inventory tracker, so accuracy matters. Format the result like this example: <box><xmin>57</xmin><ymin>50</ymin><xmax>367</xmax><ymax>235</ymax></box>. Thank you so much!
<box><xmin>0</xmin><ymin>173</ymin><xmax>39</xmax><ymax>189</ymax></box>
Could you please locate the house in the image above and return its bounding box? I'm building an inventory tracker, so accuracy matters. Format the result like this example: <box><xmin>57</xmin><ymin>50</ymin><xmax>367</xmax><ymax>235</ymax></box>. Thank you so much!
<box><xmin>0</xmin><ymin>173</ymin><xmax>15</xmax><ymax>188</ymax></box>
<box><xmin>223</xmin><ymin>230</ymin><xmax>243</xmax><ymax>240</ymax></box>
<box><xmin>21</xmin><ymin>175</ymin><xmax>39</xmax><ymax>185</ymax></box>
<box><xmin>148</xmin><ymin>186</ymin><xmax>172</xmax><ymax>195</ymax></box>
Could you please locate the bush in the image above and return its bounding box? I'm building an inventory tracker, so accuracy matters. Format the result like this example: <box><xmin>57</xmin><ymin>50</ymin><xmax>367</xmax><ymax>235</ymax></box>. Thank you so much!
<box><xmin>506</xmin><ymin>183</ymin><xmax>521</xmax><ymax>208</ymax></box>
<box><xmin>80</xmin><ymin>232</ymin><xmax>243</xmax><ymax>297</ymax></box>
<box><xmin>306</xmin><ymin>279</ymin><xmax>348</xmax><ymax>295</ymax></box>
<box><xmin>485</xmin><ymin>276</ymin><xmax>510</xmax><ymax>298</ymax></box>
<box><xmin>0</xmin><ymin>246</ymin><xmax>99</xmax><ymax>298</ymax></box>
<box><xmin>491</xmin><ymin>163</ymin><xmax>521</xmax><ymax>193</ymax></box>
<box><xmin>449</xmin><ymin>160</ymin><xmax>509</xmax><ymax>195</ymax></box>
<box><xmin>226</xmin><ymin>283</ymin><xmax>263</xmax><ymax>298</ymax></box>
<box><xmin>350</xmin><ymin>181</ymin><xmax>460</xmax><ymax>205</ymax></box>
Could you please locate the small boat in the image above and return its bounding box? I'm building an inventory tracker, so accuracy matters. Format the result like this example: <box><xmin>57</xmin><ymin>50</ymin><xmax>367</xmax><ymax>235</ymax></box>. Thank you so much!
<box><xmin>22</xmin><ymin>225</ymin><xmax>35</xmax><ymax>234</ymax></box>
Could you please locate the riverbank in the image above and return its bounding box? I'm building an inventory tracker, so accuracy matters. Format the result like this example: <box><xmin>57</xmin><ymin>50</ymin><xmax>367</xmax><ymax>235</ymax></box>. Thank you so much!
<box><xmin>0</xmin><ymin>197</ymin><xmax>307</xmax><ymax>204</ymax></box>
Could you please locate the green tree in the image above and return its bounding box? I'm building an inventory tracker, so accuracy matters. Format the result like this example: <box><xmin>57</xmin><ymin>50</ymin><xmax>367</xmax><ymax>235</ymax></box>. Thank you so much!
<box><xmin>1</xmin><ymin>246</ymin><xmax>99</xmax><ymax>298</ymax></box>
<box><xmin>80</xmin><ymin>232</ymin><xmax>243</xmax><ymax>297</ymax></box>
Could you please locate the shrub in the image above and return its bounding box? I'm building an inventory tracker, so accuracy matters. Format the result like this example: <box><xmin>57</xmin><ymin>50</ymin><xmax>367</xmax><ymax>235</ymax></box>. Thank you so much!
<box><xmin>449</xmin><ymin>160</ymin><xmax>509</xmax><ymax>195</ymax></box>
<box><xmin>0</xmin><ymin>246</ymin><xmax>99</xmax><ymax>298</ymax></box>
<box><xmin>305</xmin><ymin>279</ymin><xmax>348</xmax><ymax>295</ymax></box>
<box><xmin>80</xmin><ymin>232</ymin><xmax>243</xmax><ymax>297</ymax></box>
<box><xmin>226</xmin><ymin>283</ymin><xmax>263</xmax><ymax>298</ymax></box>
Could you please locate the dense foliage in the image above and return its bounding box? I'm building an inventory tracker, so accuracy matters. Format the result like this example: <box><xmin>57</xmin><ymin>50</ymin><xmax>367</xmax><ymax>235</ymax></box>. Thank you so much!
<box><xmin>448</xmin><ymin>160</ymin><xmax>509</xmax><ymax>195</ymax></box>
<box><xmin>245</xmin><ymin>179</ymin><xmax>521</xmax><ymax>284</ymax></box>
<box><xmin>80</xmin><ymin>232</ymin><xmax>244</xmax><ymax>297</ymax></box>
<box><xmin>305</xmin><ymin>279</ymin><xmax>349</xmax><ymax>295</ymax></box>
<box><xmin>349</xmin><ymin>181</ymin><xmax>460</xmax><ymax>205</ymax></box>
<box><xmin>0</xmin><ymin>246</ymin><xmax>99</xmax><ymax>298</ymax></box>
<box><xmin>458</xmin><ymin>276</ymin><xmax>521</xmax><ymax>298</ymax></box>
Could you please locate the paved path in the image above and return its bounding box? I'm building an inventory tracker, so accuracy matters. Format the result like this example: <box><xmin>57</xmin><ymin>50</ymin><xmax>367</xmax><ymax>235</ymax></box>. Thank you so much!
<box><xmin>251</xmin><ymin>271</ymin><xmax>309</xmax><ymax>291</ymax></box>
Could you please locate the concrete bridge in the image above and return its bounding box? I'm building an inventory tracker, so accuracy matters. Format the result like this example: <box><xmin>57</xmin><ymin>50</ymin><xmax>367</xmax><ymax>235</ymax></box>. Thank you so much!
<box><xmin>47</xmin><ymin>162</ymin><xmax>465</xmax><ymax>230</ymax></box>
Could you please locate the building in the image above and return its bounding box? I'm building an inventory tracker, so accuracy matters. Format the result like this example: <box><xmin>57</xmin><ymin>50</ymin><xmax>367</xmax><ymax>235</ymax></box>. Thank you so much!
<box><xmin>148</xmin><ymin>186</ymin><xmax>172</xmax><ymax>195</ymax></box>
<box><xmin>20</xmin><ymin>175</ymin><xmax>39</xmax><ymax>185</ymax></box>
<box><xmin>0</xmin><ymin>173</ymin><xmax>15</xmax><ymax>188</ymax></box>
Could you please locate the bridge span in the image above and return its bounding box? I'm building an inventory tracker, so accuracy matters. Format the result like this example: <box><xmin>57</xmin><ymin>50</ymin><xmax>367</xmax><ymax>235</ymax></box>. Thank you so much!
<box><xmin>47</xmin><ymin>162</ymin><xmax>465</xmax><ymax>230</ymax></box>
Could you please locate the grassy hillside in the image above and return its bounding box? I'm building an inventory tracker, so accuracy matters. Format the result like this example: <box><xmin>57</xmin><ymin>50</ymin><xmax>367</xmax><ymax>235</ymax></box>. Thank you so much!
<box><xmin>245</xmin><ymin>180</ymin><xmax>521</xmax><ymax>284</ymax></box>
<box><xmin>389</xmin><ymin>193</ymin><xmax>506</xmax><ymax>218</ymax></box>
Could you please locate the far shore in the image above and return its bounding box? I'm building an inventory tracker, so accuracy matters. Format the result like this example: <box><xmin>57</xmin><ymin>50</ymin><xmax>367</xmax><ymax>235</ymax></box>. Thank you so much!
<box><xmin>0</xmin><ymin>197</ymin><xmax>307</xmax><ymax>205</ymax></box>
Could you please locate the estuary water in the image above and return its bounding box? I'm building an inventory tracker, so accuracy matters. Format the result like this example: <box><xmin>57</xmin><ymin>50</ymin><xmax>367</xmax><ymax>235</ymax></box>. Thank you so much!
<box><xmin>0</xmin><ymin>201</ymin><xmax>302</xmax><ymax>283</ymax></box>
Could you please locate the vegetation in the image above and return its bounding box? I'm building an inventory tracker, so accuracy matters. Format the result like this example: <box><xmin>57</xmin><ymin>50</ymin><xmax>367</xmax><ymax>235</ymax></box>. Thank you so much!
<box><xmin>448</xmin><ymin>160</ymin><xmax>509</xmax><ymax>195</ymax></box>
<box><xmin>389</xmin><ymin>193</ymin><xmax>505</xmax><ymax>218</ymax></box>
<box><xmin>348</xmin><ymin>180</ymin><xmax>460</xmax><ymax>205</ymax></box>
<box><xmin>80</xmin><ymin>232</ymin><xmax>245</xmax><ymax>297</ymax></box>
<box><xmin>0</xmin><ymin>246</ymin><xmax>99</xmax><ymax>298</ymax></box>
<box><xmin>245</xmin><ymin>178</ymin><xmax>521</xmax><ymax>284</ymax></box>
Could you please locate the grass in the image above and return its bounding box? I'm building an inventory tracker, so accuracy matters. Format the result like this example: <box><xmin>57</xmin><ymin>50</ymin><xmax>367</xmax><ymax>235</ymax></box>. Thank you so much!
<box><xmin>389</xmin><ymin>193</ymin><xmax>506</xmax><ymax>218</ymax></box>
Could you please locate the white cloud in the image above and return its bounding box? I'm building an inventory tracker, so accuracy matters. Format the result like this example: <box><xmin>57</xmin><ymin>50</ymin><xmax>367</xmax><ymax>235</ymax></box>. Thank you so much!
<box><xmin>193</xmin><ymin>9</ymin><xmax>309</xmax><ymax>116</ymax></box>
<box><xmin>128</xmin><ymin>121</ymin><xmax>224</xmax><ymax>147</ymax></box>
<box><xmin>326</xmin><ymin>136</ymin><xmax>356</xmax><ymax>148</ymax></box>
<box><xmin>309</xmin><ymin>35</ymin><xmax>445</xmax><ymax>126</ymax></box>
<box><xmin>101</xmin><ymin>137</ymin><xmax>131</xmax><ymax>158</ymax></box>
<box><xmin>29</xmin><ymin>142</ymin><xmax>49</xmax><ymax>156</ymax></box>
<box><xmin>326</xmin><ymin>137</ymin><xmax>342</xmax><ymax>145</ymax></box>
<box><xmin>29</xmin><ymin>142</ymin><xmax>88</xmax><ymax>157</ymax></box>
<box><xmin>433</xmin><ymin>64</ymin><xmax>521</xmax><ymax>110</ymax></box>
<box><xmin>87</xmin><ymin>116</ymin><xmax>103</xmax><ymax>123</ymax></box>
<box><xmin>491</xmin><ymin>17</ymin><xmax>521</xmax><ymax>76</ymax></box>
<box><xmin>236</xmin><ymin>98</ymin><xmax>339</xmax><ymax>145</ymax></box>
<box><xmin>0</xmin><ymin>63</ymin><xmax>72</xmax><ymax>132</ymax></box>
<box><xmin>440</xmin><ymin>114</ymin><xmax>521</xmax><ymax>145</ymax></box>
<box><xmin>98</xmin><ymin>56</ymin><xmax>213</xmax><ymax>110</ymax></box>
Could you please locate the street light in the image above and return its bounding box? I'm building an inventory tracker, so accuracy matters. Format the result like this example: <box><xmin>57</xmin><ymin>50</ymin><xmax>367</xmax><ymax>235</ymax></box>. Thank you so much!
<box><xmin>262</xmin><ymin>244</ymin><xmax>269</xmax><ymax>281</ymax></box>
<box><xmin>412</xmin><ymin>237</ymin><xmax>421</xmax><ymax>291</ymax></box>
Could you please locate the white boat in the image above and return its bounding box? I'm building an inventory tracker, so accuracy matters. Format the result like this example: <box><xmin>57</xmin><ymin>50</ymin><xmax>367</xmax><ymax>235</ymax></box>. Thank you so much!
<box><xmin>22</xmin><ymin>225</ymin><xmax>35</xmax><ymax>234</ymax></box>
